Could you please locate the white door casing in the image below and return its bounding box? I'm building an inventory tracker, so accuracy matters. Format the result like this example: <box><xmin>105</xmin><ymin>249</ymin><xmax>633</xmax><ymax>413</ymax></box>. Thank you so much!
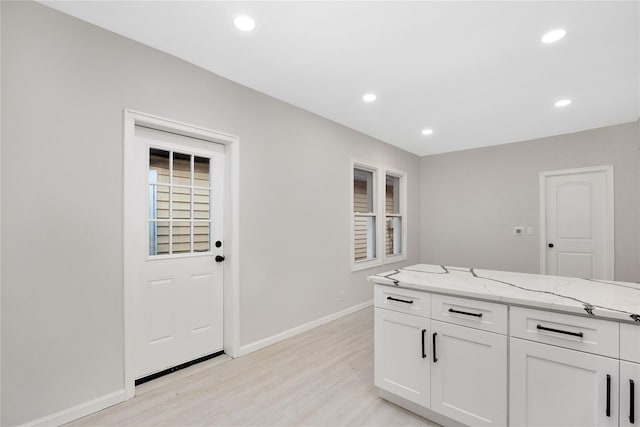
<box><xmin>124</xmin><ymin>110</ymin><xmax>239</xmax><ymax>399</ymax></box>
<box><xmin>540</xmin><ymin>165</ymin><xmax>614</xmax><ymax>280</ymax></box>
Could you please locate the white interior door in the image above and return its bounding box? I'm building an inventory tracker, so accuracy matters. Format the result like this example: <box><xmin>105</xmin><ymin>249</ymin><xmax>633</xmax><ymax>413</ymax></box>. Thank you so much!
<box><xmin>132</xmin><ymin>125</ymin><xmax>224</xmax><ymax>379</ymax></box>
<box><xmin>542</xmin><ymin>166</ymin><xmax>613</xmax><ymax>280</ymax></box>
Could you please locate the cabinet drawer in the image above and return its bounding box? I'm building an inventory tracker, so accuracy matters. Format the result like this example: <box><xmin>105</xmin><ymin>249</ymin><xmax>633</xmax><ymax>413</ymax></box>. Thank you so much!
<box><xmin>431</xmin><ymin>294</ymin><xmax>507</xmax><ymax>335</ymax></box>
<box><xmin>510</xmin><ymin>306</ymin><xmax>619</xmax><ymax>358</ymax></box>
<box><xmin>621</xmin><ymin>323</ymin><xmax>640</xmax><ymax>363</ymax></box>
<box><xmin>374</xmin><ymin>285</ymin><xmax>430</xmax><ymax>318</ymax></box>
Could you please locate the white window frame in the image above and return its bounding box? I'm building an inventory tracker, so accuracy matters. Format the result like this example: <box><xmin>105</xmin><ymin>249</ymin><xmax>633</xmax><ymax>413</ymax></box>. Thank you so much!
<box><xmin>351</xmin><ymin>160</ymin><xmax>407</xmax><ymax>271</ymax></box>
<box><xmin>383</xmin><ymin>168</ymin><xmax>408</xmax><ymax>264</ymax></box>
<box><xmin>352</xmin><ymin>160</ymin><xmax>383</xmax><ymax>271</ymax></box>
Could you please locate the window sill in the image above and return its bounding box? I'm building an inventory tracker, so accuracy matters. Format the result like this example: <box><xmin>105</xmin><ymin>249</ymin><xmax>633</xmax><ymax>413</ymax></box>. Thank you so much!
<box><xmin>383</xmin><ymin>254</ymin><xmax>408</xmax><ymax>265</ymax></box>
<box><xmin>352</xmin><ymin>258</ymin><xmax>383</xmax><ymax>272</ymax></box>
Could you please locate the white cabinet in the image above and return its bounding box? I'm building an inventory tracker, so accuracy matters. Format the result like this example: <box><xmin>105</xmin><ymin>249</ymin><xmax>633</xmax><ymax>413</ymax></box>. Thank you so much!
<box><xmin>621</xmin><ymin>361</ymin><xmax>640</xmax><ymax>427</ymax></box>
<box><xmin>373</xmin><ymin>283</ymin><xmax>638</xmax><ymax>426</ymax></box>
<box><xmin>374</xmin><ymin>307</ymin><xmax>430</xmax><ymax>407</ymax></box>
<box><xmin>621</xmin><ymin>323</ymin><xmax>640</xmax><ymax>363</ymax></box>
<box><xmin>430</xmin><ymin>320</ymin><xmax>507</xmax><ymax>426</ymax></box>
<box><xmin>510</xmin><ymin>337</ymin><xmax>618</xmax><ymax>427</ymax></box>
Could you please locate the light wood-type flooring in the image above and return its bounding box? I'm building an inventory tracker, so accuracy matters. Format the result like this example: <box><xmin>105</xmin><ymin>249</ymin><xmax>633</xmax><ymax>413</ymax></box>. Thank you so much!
<box><xmin>69</xmin><ymin>306</ymin><xmax>437</xmax><ymax>426</ymax></box>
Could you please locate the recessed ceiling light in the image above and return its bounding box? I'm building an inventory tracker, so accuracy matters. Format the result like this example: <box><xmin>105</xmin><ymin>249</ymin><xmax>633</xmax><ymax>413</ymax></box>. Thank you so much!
<box><xmin>421</xmin><ymin>129</ymin><xmax>433</xmax><ymax>136</ymax></box>
<box><xmin>555</xmin><ymin>99</ymin><xmax>572</xmax><ymax>107</ymax></box>
<box><xmin>234</xmin><ymin>15</ymin><xmax>255</xmax><ymax>32</ymax></box>
<box><xmin>362</xmin><ymin>93</ymin><xmax>377</xmax><ymax>102</ymax></box>
<box><xmin>542</xmin><ymin>29</ymin><xmax>566</xmax><ymax>44</ymax></box>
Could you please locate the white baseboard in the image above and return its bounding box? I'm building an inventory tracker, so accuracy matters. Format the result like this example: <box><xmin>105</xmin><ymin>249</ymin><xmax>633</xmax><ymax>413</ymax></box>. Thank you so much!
<box><xmin>17</xmin><ymin>302</ymin><xmax>371</xmax><ymax>426</ymax></box>
<box><xmin>238</xmin><ymin>299</ymin><xmax>373</xmax><ymax>356</ymax></box>
<box><xmin>20</xmin><ymin>389</ymin><xmax>126</xmax><ymax>427</ymax></box>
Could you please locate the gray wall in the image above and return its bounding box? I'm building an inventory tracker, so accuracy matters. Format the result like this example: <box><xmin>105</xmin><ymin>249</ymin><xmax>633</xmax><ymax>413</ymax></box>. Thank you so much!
<box><xmin>420</xmin><ymin>122</ymin><xmax>640</xmax><ymax>281</ymax></box>
<box><xmin>0</xmin><ymin>2</ymin><xmax>421</xmax><ymax>425</ymax></box>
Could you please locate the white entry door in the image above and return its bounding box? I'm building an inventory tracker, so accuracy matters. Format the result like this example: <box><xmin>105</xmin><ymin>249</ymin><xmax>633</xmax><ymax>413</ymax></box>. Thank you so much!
<box><xmin>132</xmin><ymin>125</ymin><xmax>224</xmax><ymax>379</ymax></box>
<box><xmin>541</xmin><ymin>166</ymin><xmax>613</xmax><ymax>280</ymax></box>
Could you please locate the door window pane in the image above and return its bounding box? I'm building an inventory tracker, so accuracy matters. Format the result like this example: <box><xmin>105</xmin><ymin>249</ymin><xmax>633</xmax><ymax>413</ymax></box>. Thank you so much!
<box><xmin>194</xmin><ymin>156</ymin><xmax>210</xmax><ymax>188</ymax></box>
<box><xmin>194</xmin><ymin>189</ymin><xmax>210</xmax><ymax>220</ymax></box>
<box><xmin>149</xmin><ymin>185</ymin><xmax>170</xmax><ymax>220</ymax></box>
<box><xmin>149</xmin><ymin>149</ymin><xmax>170</xmax><ymax>184</ymax></box>
<box><xmin>172</xmin><ymin>187</ymin><xmax>191</xmax><ymax>219</ymax></box>
<box><xmin>172</xmin><ymin>222</ymin><xmax>191</xmax><ymax>254</ymax></box>
<box><xmin>149</xmin><ymin>221</ymin><xmax>170</xmax><ymax>256</ymax></box>
<box><xmin>194</xmin><ymin>222</ymin><xmax>210</xmax><ymax>252</ymax></box>
<box><xmin>173</xmin><ymin>152</ymin><xmax>191</xmax><ymax>186</ymax></box>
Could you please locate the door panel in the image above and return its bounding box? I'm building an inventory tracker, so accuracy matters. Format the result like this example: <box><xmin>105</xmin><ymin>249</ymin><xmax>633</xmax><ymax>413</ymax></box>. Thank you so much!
<box><xmin>134</xmin><ymin>126</ymin><xmax>224</xmax><ymax>379</ymax></box>
<box><xmin>557</xmin><ymin>252</ymin><xmax>593</xmax><ymax>278</ymax></box>
<box><xmin>621</xmin><ymin>361</ymin><xmax>640</xmax><ymax>427</ymax></box>
<box><xmin>544</xmin><ymin>167</ymin><xmax>612</xmax><ymax>279</ymax></box>
<box><xmin>510</xmin><ymin>337</ymin><xmax>618</xmax><ymax>427</ymax></box>
<box><xmin>431</xmin><ymin>320</ymin><xmax>507</xmax><ymax>426</ymax></box>
<box><xmin>190</xmin><ymin>273</ymin><xmax>215</xmax><ymax>332</ymax></box>
<box><xmin>374</xmin><ymin>308</ymin><xmax>430</xmax><ymax>407</ymax></box>
<box><xmin>148</xmin><ymin>278</ymin><xmax>175</xmax><ymax>344</ymax></box>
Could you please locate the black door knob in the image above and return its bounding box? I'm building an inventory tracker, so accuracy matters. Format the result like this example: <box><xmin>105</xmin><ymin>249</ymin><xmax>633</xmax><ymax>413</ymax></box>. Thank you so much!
<box><xmin>215</xmin><ymin>255</ymin><xmax>225</xmax><ymax>262</ymax></box>
<box><xmin>548</xmin><ymin>243</ymin><xmax>554</xmax><ymax>248</ymax></box>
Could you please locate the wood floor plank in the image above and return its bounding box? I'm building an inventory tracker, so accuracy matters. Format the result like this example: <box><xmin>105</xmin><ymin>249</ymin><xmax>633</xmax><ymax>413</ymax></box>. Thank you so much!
<box><xmin>67</xmin><ymin>307</ymin><xmax>438</xmax><ymax>426</ymax></box>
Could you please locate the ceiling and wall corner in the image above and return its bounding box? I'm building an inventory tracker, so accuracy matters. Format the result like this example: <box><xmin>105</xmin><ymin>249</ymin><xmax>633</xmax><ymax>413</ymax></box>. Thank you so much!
<box><xmin>39</xmin><ymin>1</ymin><xmax>639</xmax><ymax>157</ymax></box>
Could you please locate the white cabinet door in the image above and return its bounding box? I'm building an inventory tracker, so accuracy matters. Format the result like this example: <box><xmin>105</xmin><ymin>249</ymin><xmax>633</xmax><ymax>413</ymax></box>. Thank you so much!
<box><xmin>374</xmin><ymin>308</ymin><xmax>430</xmax><ymax>407</ymax></box>
<box><xmin>510</xmin><ymin>337</ymin><xmax>619</xmax><ymax>427</ymax></box>
<box><xmin>621</xmin><ymin>361</ymin><xmax>640</xmax><ymax>427</ymax></box>
<box><xmin>430</xmin><ymin>320</ymin><xmax>507</xmax><ymax>426</ymax></box>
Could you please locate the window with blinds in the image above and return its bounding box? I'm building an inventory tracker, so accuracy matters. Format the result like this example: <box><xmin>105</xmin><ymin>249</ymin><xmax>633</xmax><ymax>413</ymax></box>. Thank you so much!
<box><xmin>352</xmin><ymin>161</ymin><xmax>407</xmax><ymax>270</ymax></box>
<box><xmin>148</xmin><ymin>148</ymin><xmax>211</xmax><ymax>256</ymax></box>
<box><xmin>385</xmin><ymin>174</ymin><xmax>403</xmax><ymax>256</ymax></box>
<box><xmin>353</xmin><ymin>168</ymin><xmax>377</xmax><ymax>262</ymax></box>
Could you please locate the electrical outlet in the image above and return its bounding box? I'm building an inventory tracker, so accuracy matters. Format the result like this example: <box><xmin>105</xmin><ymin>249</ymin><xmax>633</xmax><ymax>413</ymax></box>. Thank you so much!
<box><xmin>514</xmin><ymin>226</ymin><xmax>524</xmax><ymax>235</ymax></box>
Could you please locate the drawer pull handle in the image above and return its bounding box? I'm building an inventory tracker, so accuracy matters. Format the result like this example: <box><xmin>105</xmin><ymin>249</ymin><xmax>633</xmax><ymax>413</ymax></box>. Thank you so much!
<box><xmin>421</xmin><ymin>329</ymin><xmax>427</xmax><ymax>359</ymax></box>
<box><xmin>387</xmin><ymin>296</ymin><xmax>414</xmax><ymax>304</ymax></box>
<box><xmin>432</xmin><ymin>332</ymin><xmax>438</xmax><ymax>363</ymax></box>
<box><xmin>448</xmin><ymin>308</ymin><xmax>483</xmax><ymax>318</ymax></box>
<box><xmin>536</xmin><ymin>324</ymin><xmax>584</xmax><ymax>338</ymax></box>
<box><xmin>631</xmin><ymin>379</ymin><xmax>635</xmax><ymax>424</ymax></box>
<box><xmin>606</xmin><ymin>374</ymin><xmax>611</xmax><ymax>417</ymax></box>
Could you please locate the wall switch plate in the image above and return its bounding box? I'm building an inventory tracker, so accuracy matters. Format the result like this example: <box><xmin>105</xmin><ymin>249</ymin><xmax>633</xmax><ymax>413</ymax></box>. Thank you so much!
<box><xmin>527</xmin><ymin>226</ymin><xmax>534</xmax><ymax>235</ymax></box>
<box><xmin>514</xmin><ymin>226</ymin><xmax>524</xmax><ymax>235</ymax></box>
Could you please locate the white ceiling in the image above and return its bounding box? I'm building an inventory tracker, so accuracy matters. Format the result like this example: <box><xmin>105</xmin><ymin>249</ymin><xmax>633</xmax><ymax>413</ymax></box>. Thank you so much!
<box><xmin>41</xmin><ymin>1</ymin><xmax>639</xmax><ymax>156</ymax></box>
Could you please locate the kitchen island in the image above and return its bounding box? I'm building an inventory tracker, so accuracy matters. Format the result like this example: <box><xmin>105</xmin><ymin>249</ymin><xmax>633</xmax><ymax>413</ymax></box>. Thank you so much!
<box><xmin>369</xmin><ymin>264</ymin><xmax>640</xmax><ymax>427</ymax></box>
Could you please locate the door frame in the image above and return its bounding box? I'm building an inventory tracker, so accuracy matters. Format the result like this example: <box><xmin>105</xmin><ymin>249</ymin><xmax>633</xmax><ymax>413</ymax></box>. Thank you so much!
<box><xmin>539</xmin><ymin>165</ymin><xmax>614</xmax><ymax>279</ymax></box>
<box><xmin>123</xmin><ymin>109</ymin><xmax>240</xmax><ymax>399</ymax></box>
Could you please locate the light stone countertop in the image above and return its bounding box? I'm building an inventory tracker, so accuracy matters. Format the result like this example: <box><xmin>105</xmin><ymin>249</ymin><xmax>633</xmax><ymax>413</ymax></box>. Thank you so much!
<box><xmin>368</xmin><ymin>264</ymin><xmax>640</xmax><ymax>324</ymax></box>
